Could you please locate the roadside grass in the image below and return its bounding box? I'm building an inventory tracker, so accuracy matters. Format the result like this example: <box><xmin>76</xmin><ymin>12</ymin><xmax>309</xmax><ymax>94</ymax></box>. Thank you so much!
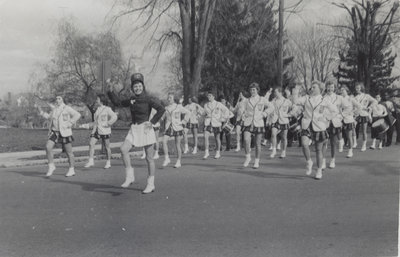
<box><xmin>0</xmin><ymin>128</ymin><xmax>129</xmax><ymax>153</ymax></box>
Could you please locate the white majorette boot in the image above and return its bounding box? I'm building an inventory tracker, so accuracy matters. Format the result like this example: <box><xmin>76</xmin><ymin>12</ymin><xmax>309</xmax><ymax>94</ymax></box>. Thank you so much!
<box><xmin>277</xmin><ymin>142</ymin><xmax>281</xmax><ymax>150</ymax></box>
<box><xmin>203</xmin><ymin>150</ymin><xmax>209</xmax><ymax>159</ymax></box>
<box><xmin>65</xmin><ymin>167</ymin><xmax>75</xmax><ymax>177</ymax></box>
<box><xmin>280</xmin><ymin>150</ymin><xmax>286</xmax><ymax>159</ymax></box>
<box><xmin>84</xmin><ymin>158</ymin><xmax>94</xmax><ymax>168</ymax></box>
<box><xmin>253</xmin><ymin>158</ymin><xmax>260</xmax><ymax>169</ymax></box>
<box><xmin>361</xmin><ymin>141</ymin><xmax>367</xmax><ymax>152</ymax></box>
<box><xmin>46</xmin><ymin>163</ymin><xmax>56</xmax><ymax>177</ymax></box>
<box><xmin>378</xmin><ymin>141</ymin><xmax>383</xmax><ymax>149</ymax></box>
<box><xmin>174</xmin><ymin>160</ymin><xmax>181</xmax><ymax>168</ymax></box>
<box><xmin>315</xmin><ymin>168</ymin><xmax>323</xmax><ymax>180</ymax></box>
<box><xmin>192</xmin><ymin>147</ymin><xmax>198</xmax><ymax>154</ymax></box>
<box><xmin>104</xmin><ymin>160</ymin><xmax>111</xmax><ymax>169</ymax></box>
<box><xmin>162</xmin><ymin>156</ymin><xmax>171</xmax><ymax>167</ymax></box>
<box><xmin>235</xmin><ymin>143</ymin><xmax>240</xmax><ymax>152</ymax></box>
<box><xmin>321</xmin><ymin>158</ymin><xmax>326</xmax><ymax>170</ymax></box>
<box><xmin>142</xmin><ymin>176</ymin><xmax>155</xmax><ymax>194</ymax></box>
<box><xmin>153</xmin><ymin>152</ymin><xmax>160</xmax><ymax>160</ymax></box>
<box><xmin>214</xmin><ymin>151</ymin><xmax>221</xmax><ymax>159</ymax></box>
<box><xmin>121</xmin><ymin>167</ymin><xmax>135</xmax><ymax>188</ymax></box>
<box><xmin>329</xmin><ymin>158</ymin><xmax>335</xmax><ymax>169</ymax></box>
<box><xmin>183</xmin><ymin>144</ymin><xmax>189</xmax><ymax>154</ymax></box>
<box><xmin>338</xmin><ymin>139</ymin><xmax>344</xmax><ymax>152</ymax></box>
<box><xmin>243</xmin><ymin>154</ymin><xmax>251</xmax><ymax>167</ymax></box>
<box><xmin>370</xmin><ymin>139</ymin><xmax>376</xmax><ymax>150</ymax></box>
<box><xmin>270</xmin><ymin>148</ymin><xmax>276</xmax><ymax>158</ymax></box>
<box><xmin>306</xmin><ymin>159</ymin><xmax>313</xmax><ymax>176</ymax></box>
<box><xmin>347</xmin><ymin>148</ymin><xmax>353</xmax><ymax>158</ymax></box>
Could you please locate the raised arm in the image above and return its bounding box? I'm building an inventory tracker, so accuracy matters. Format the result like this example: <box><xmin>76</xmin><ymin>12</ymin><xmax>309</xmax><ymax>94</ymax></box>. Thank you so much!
<box><xmin>107</xmin><ymin>91</ymin><xmax>131</xmax><ymax>107</ymax></box>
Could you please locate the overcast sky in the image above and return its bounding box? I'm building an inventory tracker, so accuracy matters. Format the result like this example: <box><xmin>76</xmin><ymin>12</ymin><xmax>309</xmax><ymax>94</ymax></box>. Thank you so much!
<box><xmin>0</xmin><ymin>0</ymin><xmax>351</xmax><ymax>97</ymax></box>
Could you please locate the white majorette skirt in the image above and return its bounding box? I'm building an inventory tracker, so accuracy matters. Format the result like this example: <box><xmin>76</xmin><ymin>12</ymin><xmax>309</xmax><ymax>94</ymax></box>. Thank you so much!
<box><xmin>125</xmin><ymin>123</ymin><xmax>156</xmax><ymax>147</ymax></box>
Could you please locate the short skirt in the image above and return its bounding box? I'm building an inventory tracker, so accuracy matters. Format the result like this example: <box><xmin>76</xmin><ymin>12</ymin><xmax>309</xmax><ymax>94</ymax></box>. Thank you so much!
<box><xmin>328</xmin><ymin>122</ymin><xmax>342</xmax><ymax>136</ymax></box>
<box><xmin>90</xmin><ymin>129</ymin><xmax>111</xmax><ymax>140</ymax></box>
<box><xmin>125</xmin><ymin>123</ymin><xmax>156</xmax><ymax>147</ymax></box>
<box><xmin>300</xmin><ymin>127</ymin><xmax>329</xmax><ymax>142</ymax></box>
<box><xmin>205</xmin><ymin>125</ymin><xmax>222</xmax><ymax>134</ymax></box>
<box><xmin>272</xmin><ymin>122</ymin><xmax>290</xmax><ymax>131</ymax></box>
<box><xmin>242</xmin><ymin>125</ymin><xmax>266</xmax><ymax>134</ymax></box>
<box><xmin>48</xmin><ymin>130</ymin><xmax>74</xmax><ymax>144</ymax></box>
<box><xmin>165</xmin><ymin>125</ymin><xmax>185</xmax><ymax>137</ymax></box>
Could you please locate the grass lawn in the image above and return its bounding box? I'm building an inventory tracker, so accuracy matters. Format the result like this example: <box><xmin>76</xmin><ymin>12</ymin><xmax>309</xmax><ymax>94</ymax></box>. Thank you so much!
<box><xmin>0</xmin><ymin>128</ymin><xmax>130</xmax><ymax>153</ymax></box>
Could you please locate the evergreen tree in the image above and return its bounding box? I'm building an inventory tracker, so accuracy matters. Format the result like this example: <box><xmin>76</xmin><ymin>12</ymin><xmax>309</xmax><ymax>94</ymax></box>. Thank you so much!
<box><xmin>334</xmin><ymin>0</ymin><xmax>399</xmax><ymax>94</ymax></box>
<box><xmin>201</xmin><ymin>0</ymin><xmax>293</xmax><ymax>102</ymax></box>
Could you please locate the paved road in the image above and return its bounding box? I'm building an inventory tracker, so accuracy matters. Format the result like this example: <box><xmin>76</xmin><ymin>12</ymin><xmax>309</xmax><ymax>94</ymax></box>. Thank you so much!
<box><xmin>0</xmin><ymin>145</ymin><xmax>399</xmax><ymax>257</ymax></box>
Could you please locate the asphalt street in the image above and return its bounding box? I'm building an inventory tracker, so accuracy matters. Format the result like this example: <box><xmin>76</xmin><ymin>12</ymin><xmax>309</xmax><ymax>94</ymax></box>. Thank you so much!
<box><xmin>0</xmin><ymin>145</ymin><xmax>399</xmax><ymax>257</ymax></box>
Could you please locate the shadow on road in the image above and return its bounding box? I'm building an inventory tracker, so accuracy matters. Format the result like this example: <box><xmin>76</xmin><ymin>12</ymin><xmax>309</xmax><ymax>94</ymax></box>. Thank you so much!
<box><xmin>7</xmin><ymin>169</ymin><xmax>142</xmax><ymax>196</ymax></box>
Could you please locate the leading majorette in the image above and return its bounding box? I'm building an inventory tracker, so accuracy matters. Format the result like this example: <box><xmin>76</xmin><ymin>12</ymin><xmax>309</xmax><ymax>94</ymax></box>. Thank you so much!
<box><xmin>108</xmin><ymin>73</ymin><xmax>165</xmax><ymax>194</ymax></box>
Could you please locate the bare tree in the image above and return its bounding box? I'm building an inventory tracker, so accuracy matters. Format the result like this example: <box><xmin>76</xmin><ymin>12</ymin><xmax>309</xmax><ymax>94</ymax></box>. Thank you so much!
<box><xmin>288</xmin><ymin>22</ymin><xmax>340</xmax><ymax>85</ymax></box>
<box><xmin>111</xmin><ymin>0</ymin><xmax>216</xmax><ymax>102</ymax></box>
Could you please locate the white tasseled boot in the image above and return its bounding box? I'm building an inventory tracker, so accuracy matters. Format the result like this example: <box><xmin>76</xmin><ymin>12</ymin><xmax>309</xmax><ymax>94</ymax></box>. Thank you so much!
<box><xmin>306</xmin><ymin>159</ymin><xmax>313</xmax><ymax>176</ymax></box>
<box><xmin>65</xmin><ymin>167</ymin><xmax>75</xmax><ymax>177</ymax></box>
<box><xmin>104</xmin><ymin>160</ymin><xmax>111</xmax><ymax>169</ymax></box>
<box><xmin>142</xmin><ymin>176</ymin><xmax>155</xmax><ymax>194</ymax></box>
<box><xmin>361</xmin><ymin>141</ymin><xmax>367</xmax><ymax>151</ymax></box>
<box><xmin>243</xmin><ymin>154</ymin><xmax>251</xmax><ymax>167</ymax></box>
<box><xmin>203</xmin><ymin>150</ymin><xmax>209</xmax><ymax>159</ymax></box>
<box><xmin>84</xmin><ymin>158</ymin><xmax>94</xmax><ymax>168</ymax></box>
<box><xmin>253</xmin><ymin>158</ymin><xmax>260</xmax><ymax>169</ymax></box>
<box><xmin>183</xmin><ymin>144</ymin><xmax>189</xmax><ymax>154</ymax></box>
<box><xmin>162</xmin><ymin>156</ymin><xmax>171</xmax><ymax>167</ymax></box>
<box><xmin>46</xmin><ymin>163</ymin><xmax>56</xmax><ymax>177</ymax></box>
<box><xmin>121</xmin><ymin>167</ymin><xmax>135</xmax><ymax>188</ymax></box>
<box><xmin>329</xmin><ymin>158</ymin><xmax>335</xmax><ymax>169</ymax></box>
<box><xmin>214</xmin><ymin>151</ymin><xmax>221</xmax><ymax>159</ymax></box>
<box><xmin>370</xmin><ymin>139</ymin><xmax>376</xmax><ymax>150</ymax></box>
<box><xmin>347</xmin><ymin>148</ymin><xmax>353</xmax><ymax>158</ymax></box>
<box><xmin>315</xmin><ymin>168</ymin><xmax>323</xmax><ymax>180</ymax></box>
<box><xmin>270</xmin><ymin>148</ymin><xmax>276</xmax><ymax>158</ymax></box>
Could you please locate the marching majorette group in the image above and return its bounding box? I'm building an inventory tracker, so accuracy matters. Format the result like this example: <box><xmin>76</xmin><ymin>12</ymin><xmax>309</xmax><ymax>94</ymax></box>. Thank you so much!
<box><xmin>37</xmin><ymin>74</ymin><xmax>398</xmax><ymax>194</ymax></box>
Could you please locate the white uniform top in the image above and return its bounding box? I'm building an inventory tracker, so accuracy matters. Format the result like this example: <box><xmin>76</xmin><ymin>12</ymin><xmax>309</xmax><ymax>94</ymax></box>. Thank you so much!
<box><xmin>204</xmin><ymin>101</ymin><xmax>231</xmax><ymax>127</ymax></box>
<box><xmin>354</xmin><ymin>93</ymin><xmax>377</xmax><ymax>117</ymax></box>
<box><xmin>295</xmin><ymin>95</ymin><xmax>337</xmax><ymax>132</ymax></box>
<box><xmin>341</xmin><ymin>95</ymin><xmax>362</xmax><ymax>124</ymax></box>
<box><xmin>41</xmin><ymin>103</ymin><xmax>81</xmax><ymax>137</ymax></box>
<box><xmin>242</xmin><ymin>95</ymin><xmax>272</xmax><ymax>127</ymax></box>
<box><xmin>371</xmin><ymin>103</ymin><xmax>387</xmax><ymax>118</ymax></box>
<box><xmin>164</xmin><ymin>103</ymin><xmax>190</xmax><ymax>131</ymax></box>
<box><xmin>270</xmin><ymin>97</ymin><xmax>292</xmax><ymax>125</ymax></box>
<box><xmin>185</xmin><ymin>102</ymin><xmax>204</xmax><ymax>124</ymax></box>
<box><xmin>92</xmin><ymin>105</ymin><xmax>118</xmax><ymax>135</ymax></box>
<box><xmin>323</xmin><ymin>93</ymin><xmax>343</xmax><ymax>128</ymax></box>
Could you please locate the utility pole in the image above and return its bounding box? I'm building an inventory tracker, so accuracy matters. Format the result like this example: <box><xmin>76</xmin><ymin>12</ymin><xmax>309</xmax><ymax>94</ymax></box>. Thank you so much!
<box><xmin>278</xmin><ymin>0</ymin><xmax>284</xmax><ymax>88</ymax></box>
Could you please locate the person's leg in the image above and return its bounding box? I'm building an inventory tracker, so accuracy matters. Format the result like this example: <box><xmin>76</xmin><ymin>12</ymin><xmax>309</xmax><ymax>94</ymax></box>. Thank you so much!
<box><xmin>143</xmin><ymin>144</ymin><xmax>156</xmax><ymax>194</ymax></box>
<box><xmin>280</xmin><ymin>129</ymin><xmax>288</xmax><ymax>158</ymax></box>
<box><xmin>352</xmin><ymin>123</ymin><xmax>358</xmax><ymax>148</ymax></box>
<box><xmin>361</xmin><ymin>122</ymin><xmax>368</xmax><ymax>151</ymax></box>
<box><xmin>395</xmin><ymin>113</ymin><xmax>400</xmax><ymax>143</ymax></box>
<box><xmin>243</xmin><ymin>131</ymin><xmax>252</xmax><ymax>167</ymax></box>
<box><xmin>85</xmin><ymin>137</ymin><xmax>98</xmax><ymax>167</ymax></box>
<box><xmin>174</xmin><ymin>135</ymin><xmax>182</xmax><ymax>167</ymax></box>
<box><xmin>203</xmin><ymin>130</ymin><xmax>210</xmax><ymax>159</ymax></box>
<box><xmin>253</xmin><ymin>133</ymin><xmax>262</xmax><ymax>168</ymax></box>
<box><xmin>45</xmin><ymin>140</ymin><xmax>56</xmax><ymax>176</ymax></box>
<box><xmin>225</xmin><ymin>132</ymin><xmax>231</xmax><ymax>151</ymax></box>
<box><xmin>162</xmin><ymin>135</ymin><xmax>171</xmax><ymax>166</ymax></box>
<box><xmin>214</xmin><ymin>131</ymin><xmax>221</xmax><ymax>158</ymax></box>
<box><xmin>235</xmin><ymin>125</ymin><xmax>241</xmax><ymax>151</ymax></box>
<box><xmin>64</xmin><ymin>143</ymin><xmax>75</xmax><ymax>177</ymax></box>
<box><xmin>270</xmin><ymin>127</ymin><xmax>278</xmax><ymax>158</ymax></box>
<box><xmin>192</xmin><ymin>127</ymin><xmax>198</xmax><ymax>154</ymax></box>
<box><xmin>104</xmin><ymin>138</ymin><xmax>111</xmax><ymax>168</ymax></box>
<box><xmin>346</xmin><ymin>128</ymin><xmax>354</xmax><ymax>158</ymax></box>
<box><xmin>153</xmin><ymin>130</ymin><xmax>160</xmax><ymax>159</ymax></box>
<box><xmin>386</xmin><ymin>124</ymin><xmax>394</xmax><ymax>146</ymax></box>
<box><xmin>337</xmin><ymin>128</ymin><xmax>344</xmax><ymax>152</ymax></box>
<box><xmin>301</xmin><ymin>135</ymin><xmax>313</xmax><ymax>175</ymax></box>
<box><xmin>315</xmin><ymin>140</ymin><xmax>326</xmax><ymax>179</ymax></box>
<box><xmin>120</xmin><ymin>140</ymin><xmax>135</xmax><ymax>188</ymax></box>
<box><xmin>183</xmin><ymin>128</ymin><xmax>189</xmax><ymax>153</ymax></box>
<box><xmin>329</xmin><ymin>134</ymin><xmax>337</xmax><ymax>168</ymax></box>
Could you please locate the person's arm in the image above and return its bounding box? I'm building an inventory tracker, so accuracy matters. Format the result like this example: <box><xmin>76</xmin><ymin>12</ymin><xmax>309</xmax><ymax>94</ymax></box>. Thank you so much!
<box><xmin>68</xmin><ymin>106</ymin><xmax>81</xmax><ymax>125</ymax></box>
<box><xmin>149</xmin><ymin>97</ymin><xmax>165</xmax><ymax>125</ymax></box>
<box><xmin>107</xmin><ymin>91</ymin><xmax>131</xmax><ymax>107</ymax></box>
<box><xmin>262</xmin><ymin>101</ymin><xmax>274</xmax><ymax>118</ymax></box>
<box><xmin>196</xmin><ymin>104</ymin><xmax>205</xmax><ymax>116</ymax></box>
<box><xmin>180</xmin><ymin>105</ymin><xmax>191</xmax><ymax>124</ymax></box>
<box><xmin>107</xmin><ymin>107</ymin><xmax>118</xmax><ymax>126</ymax></box>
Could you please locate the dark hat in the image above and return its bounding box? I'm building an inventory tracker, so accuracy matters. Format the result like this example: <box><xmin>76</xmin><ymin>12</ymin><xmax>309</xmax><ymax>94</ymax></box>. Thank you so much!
<box><xmin>131</xmin><ymin>73</ymin><xmax>144</xmax><ymax>85</ymax></box>
<box><xmin>248</xmin><ymin>82</ymin><xmax>260</xmax><ymax>92</ymax></box>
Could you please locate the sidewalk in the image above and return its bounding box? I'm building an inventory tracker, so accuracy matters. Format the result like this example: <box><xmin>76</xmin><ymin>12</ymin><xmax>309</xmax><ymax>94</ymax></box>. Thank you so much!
<box><xmin>0</xmin><ymin>133</ymin><xmax>206</xmax><ymax>168</ymax></box>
